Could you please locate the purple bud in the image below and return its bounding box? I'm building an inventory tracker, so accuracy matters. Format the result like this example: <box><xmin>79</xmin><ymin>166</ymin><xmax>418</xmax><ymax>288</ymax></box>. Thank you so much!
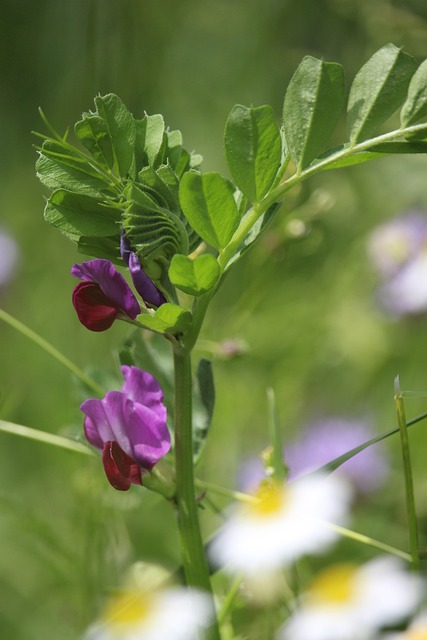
<box><xmin>120</xmin><ymin>232</ymin><xmax>166</xmax><ymax>307</ymax></box>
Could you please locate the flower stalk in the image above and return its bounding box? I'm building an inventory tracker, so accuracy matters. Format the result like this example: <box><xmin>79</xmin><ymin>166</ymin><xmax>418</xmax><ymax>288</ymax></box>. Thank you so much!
<box><xmin>173</xmin><ymin>346</ymin><xmax>221</xmax><ymax>639</ymax></box>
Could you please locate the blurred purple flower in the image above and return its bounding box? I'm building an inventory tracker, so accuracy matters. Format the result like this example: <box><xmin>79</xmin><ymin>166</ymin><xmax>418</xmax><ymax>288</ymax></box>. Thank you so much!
<box><xmin>239</xmin><ymin>417</ymin><xmax>389</xmax><ymax>495</ymax></box>
<box><xmin>378</xmin><ymin>253</ymin><xmax>427</xmax><ymax>316</ymax></box>
<box><xmin>285</xmin><ymin>418</ymin><xmax>389</xmax><ymax>492</ymax></box>
<box><xmin>368</xmin><ymin>211</ymin><xmax>427</xmax><ymax>316</ymax></box>
<box><xmin>0</xmin><ymin>227</ymin><xmax>19</xmax><ymax>288</ymax></box>
<box><xmin>81</xmin><ymin>365</ymin><xmax>170</xmax><ymax>491</ymax></box>
<box><xmin>71</xmin><ymin>259</ymin><xmax>140</xmax><ymax>331</ymax></box>
<box><xmin>120</xmin><ymin>233</ymin><xmax>166</xmax><ymax>308</ymax></box>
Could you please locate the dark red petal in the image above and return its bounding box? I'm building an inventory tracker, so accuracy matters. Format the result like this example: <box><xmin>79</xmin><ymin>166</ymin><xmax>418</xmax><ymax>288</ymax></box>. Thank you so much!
<box><xmin>102</xmin><ymin>441</ymin><xmax>142</xmax><ymax>491</ymax></box>
<box><xmin>72</xmin><ymin>281</ymin><xmax>119</xmax><ymax>332</ymax></box>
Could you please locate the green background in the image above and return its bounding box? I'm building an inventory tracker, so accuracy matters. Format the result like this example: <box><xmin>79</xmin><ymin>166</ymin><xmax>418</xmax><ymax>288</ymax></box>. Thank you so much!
<box><xmin>2</xmin><ymin>1</ymin><xmax>427</xmax><ymax>637</ymax></box>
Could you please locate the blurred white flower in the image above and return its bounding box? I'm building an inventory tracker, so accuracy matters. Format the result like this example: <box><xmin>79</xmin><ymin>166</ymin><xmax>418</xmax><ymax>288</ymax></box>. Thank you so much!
<box><xmin>209</xmin><ymin>474</ymin><xmax>351</xmax><ymax>579</ymax></box>
<box><xmin>279</xmin><ymin>556</ymin><xmax>424</xmax><ymax>640</ymax></box>
<box><xmin>85</xmin><ymin>586</ymin><xmax>213</xmax><ymax>640</ymax></box>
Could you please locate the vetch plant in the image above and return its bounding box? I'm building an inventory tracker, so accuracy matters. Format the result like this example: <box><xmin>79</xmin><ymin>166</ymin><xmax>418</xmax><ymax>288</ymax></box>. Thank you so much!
<box><xmin>2</xmin><ymin>42</ymin><xmax>427</xmax><ymax>638</ymax></box>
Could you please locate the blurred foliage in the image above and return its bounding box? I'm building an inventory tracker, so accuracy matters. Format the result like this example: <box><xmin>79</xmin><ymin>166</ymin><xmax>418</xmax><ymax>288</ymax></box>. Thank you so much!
<box><xmin>2</xmin><ymin>0</ymin><xmax>427</xmax><ymax>637</ymax></box>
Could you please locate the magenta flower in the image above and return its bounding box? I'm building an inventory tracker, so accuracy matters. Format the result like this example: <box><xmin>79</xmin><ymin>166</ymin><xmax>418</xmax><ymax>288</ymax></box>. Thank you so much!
<box><xmin>120</xmin><ymin>233</ymin><xmax>166</xmax><ymax>308</ymax></box>
<box><xmin>81</xmin><ymin>366</ymin><xmax>171</xmax><ymax>491</ymax></box>
<box><xmin>71</xmin><ymin>259</ymin><xmax>140</xmax><ymax>332</ymax></box>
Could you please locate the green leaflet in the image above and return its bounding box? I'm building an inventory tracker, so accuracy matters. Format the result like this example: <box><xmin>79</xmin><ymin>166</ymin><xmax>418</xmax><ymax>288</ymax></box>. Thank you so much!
<box><xmin>137</xmin><ymin>165</ymin><xmax>202</xmax><ymax>255</ymax></box>
<box><xmin>348</xmin><ymin>43</ymin><xmax>417</xmax><ymax>143</ymax></box>
<box><xmin>192</xmin><ymin>358</ymin><xmax>215</xmax><ymax>462</ymax></box>
<box><xmin>44</xmin><ymin>189</ymin><xmax>121</xmax><ymax>240</ymax></box>
<box><xmin>224</xmin><ymin>104</ymin><xmax>282</xmax><ymax>202</ymax></box>
<box><xmin>179</xmin><ymin>172</ymin><xmax>240</xmax><ymax>250</ymax></box>
<box><xmin>282</xmin><ymin>56</ymin><xmax>345</xmax><ymax>170</ymax></box>
<box><xmin>77</xmin><ymin>236</ymin><xmax>121</xmax><ymax>264</ymax></box>
<box><xmin>137</xmin><ymin>304</ymin><xmax>192</xmax><ymax>335</ymax></box>
<box><xmin>75</xmin><ymin>93</ymin><xmax>136</xmax><ymax>177</ymax></box>
<box><xmin>134</xmin><ymin>114</ymin><xmax>165</xmax><ymax>171</ymax></box>
<box><xmin>138</xmin><ymin>165</ymin><xmax>180</xmax><ymax>213</ymax></box>
<box><xmin>169</xmin><ymin>254</ymin><xmax>220</xmax><ymax>296</ymax></box>
<box><xmin>122</xmin><ymin>183</ymin><xmax>189</xmax><ymax>273</ymax></box>
<box><xmin>401</xmin><ymin>59</ymin><xmax>427</xmax><ymax>128</ymax></box>
<box><xmin>36</xmin><ymin>140</ymin><xmax>111</xmax><ymax>197</ymax></box>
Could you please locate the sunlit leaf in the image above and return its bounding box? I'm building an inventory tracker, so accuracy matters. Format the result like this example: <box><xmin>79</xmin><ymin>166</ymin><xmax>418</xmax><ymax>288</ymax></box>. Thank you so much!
<box><xmin>134</xmin><ymin>114</ymin><xmax>166</xmax><ymax>172</ymax></box>
<box><xmin>348</xmin><ymin>44</ymin><xmax>417</xmax><ymax>143</ymax></box>
<box><xmin>179</xmin><ymin>172</ymin><xmax>240</xmax><ymax>250</ymax></box>
<box><xmin>283</xmin><ymin>56</ymin><xmax>345</xmax><ymax>169</ymax></box>
<box><xmin>137</xmin><ymin>304</ymin><xmax>192</xmax><ymax>335</ymax></box>
<box><xmin>224</xmin><ymin>104</ymin><xmax>282</xmax><ymax>201</ymax></box>
<box><xmin>401</xmin><ymin>58</ymin><xmax>427</xmax><ymax>128</ymax></box>
<box><xmin>169</xmin><ymin>253</ymin><xmax>220</xmax><ymax>296</ymax></box>
<box><xmin>75</xmin><ymin>93</ymin><xmax>136</xmax><ymax>177</ymax></box>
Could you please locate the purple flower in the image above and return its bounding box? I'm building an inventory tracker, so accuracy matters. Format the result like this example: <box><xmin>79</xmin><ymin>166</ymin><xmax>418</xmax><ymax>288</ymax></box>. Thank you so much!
<box><xmin>368</xmin><ymin>211</ymin><xmax>427</xmax><ymax>277</ymax></box>
<box><xmin>284</xmin><ymin>418</ymin><xmax>389</xmax><ymax>493</ymax></box>
<box><xmin>368</xmin><ymin>211</ymin><xmax>427</xmax><ymax>316</ymax></box>
<box><xmin>81</xmin><ymin>366</ymin><xmax>171</xmax><ymax>491</ymax></box>
<box><xmin>378</xmin><ymin>253</ymin><xmax>427</xmax><ymax>316</ymax></box>
<box><xmin>0</xmin><ymin>227</ymin><xmax>19</xmax><ymax>288</ymax></box>
<box><xmin>71</xmin><ymin>259</ymin><xmax>140</xmax><ymax>332</ymax></box>
<box><xmin>120</xmin><ymin>233</ymin><xmax>166</xmax><ymax>308</ymax></box>
<box><xmin>239</xmin><ymin>417</ymin><xmax>389</xmax><ymax>495</ymax></box>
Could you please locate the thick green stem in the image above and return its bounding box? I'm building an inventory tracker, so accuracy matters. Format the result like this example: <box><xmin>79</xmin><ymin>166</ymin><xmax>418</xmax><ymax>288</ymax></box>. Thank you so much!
<box><xmin>394</xmin><ymin>376</ymin><xmax>420</xmax><ymax>571</ymax></box>
<box><xmin>173</xmin><ymin>347</ymin><xmax>221</xmax><ymax>639</ymax></box>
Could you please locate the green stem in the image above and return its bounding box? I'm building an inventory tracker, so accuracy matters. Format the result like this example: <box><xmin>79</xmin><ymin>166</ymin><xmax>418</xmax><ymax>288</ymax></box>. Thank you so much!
<box><xmin>195</xmin><ymin>478</ymin><xmax>257</xmax><ymax>504</ymax></box>
<box><xmin>324</xmin><ymin>521</ymin><xmax>412</xmax><ymax>563</ymax></box>
<box><xmin>184</xmin><ymin>291</ymin><xmax>215</xmax><ymax>352</ymax></box>
<box><xmin>0</xmin><ymin>419</ymin><xmax>94</xmax><ymax>455</ymax></box>
<box><xmin>173</xmin><ymin>347</ymin><xmax>221</xmax><ymax>639</ymax></box>
<box><xmin>267</xmin><ymin>387</ymin><xmax>287</xmax><ymax>482</ymax></box>
<box><xmin>217</xmin><ymin>574</ymin><xmax>243</xmax><ymax>625</ymax></box>
<box><xmin>394</xmin><ymin>376</ymin><xmax>420</xmax><ymax>571</ymax></box>
<box><xmin>0</xmin><ymin>308</ymin><xmax>105</xmax><ymax>397</ymax></box>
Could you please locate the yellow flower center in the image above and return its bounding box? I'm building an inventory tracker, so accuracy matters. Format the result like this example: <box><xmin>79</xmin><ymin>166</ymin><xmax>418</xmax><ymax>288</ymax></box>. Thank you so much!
<box><xmin>307</xmin><ymin>564</ymin><xmax>358</xmax><ymax>605</ymax></box>
<box><xmin>406</xmin><ymin>631</ymin><xmax>427</xmax><ymax>640</ymax></box>
<box><xmin>103</xmin><ymin>590</ymin><xmax>152</xmax><ymax>628</ymax></box>
<box><xmin>250</xmin><ymin>481</ymin><xmax>287</xmax><ymax>517</ymax></box>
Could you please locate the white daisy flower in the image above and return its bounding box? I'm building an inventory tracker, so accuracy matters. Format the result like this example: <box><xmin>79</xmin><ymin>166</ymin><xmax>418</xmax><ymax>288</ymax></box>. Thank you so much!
<box><xmin>382</xmin><ymin>611</ymin><xmax>427</xmax><ymax>640</ymax></box>
<box><xmin>209</xmin><ymin>473</ymin><xmax>351</xmax><ymax>577</ymax></box>
<box><xmin>279</xmin><ymin>556</ymin><xmax>424</xmax><ymax>640</ymax></box>
<box><xmin>85</xmin><ymin>586</ymin><xmax>213</xmax><ymax>640</ymax></box>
